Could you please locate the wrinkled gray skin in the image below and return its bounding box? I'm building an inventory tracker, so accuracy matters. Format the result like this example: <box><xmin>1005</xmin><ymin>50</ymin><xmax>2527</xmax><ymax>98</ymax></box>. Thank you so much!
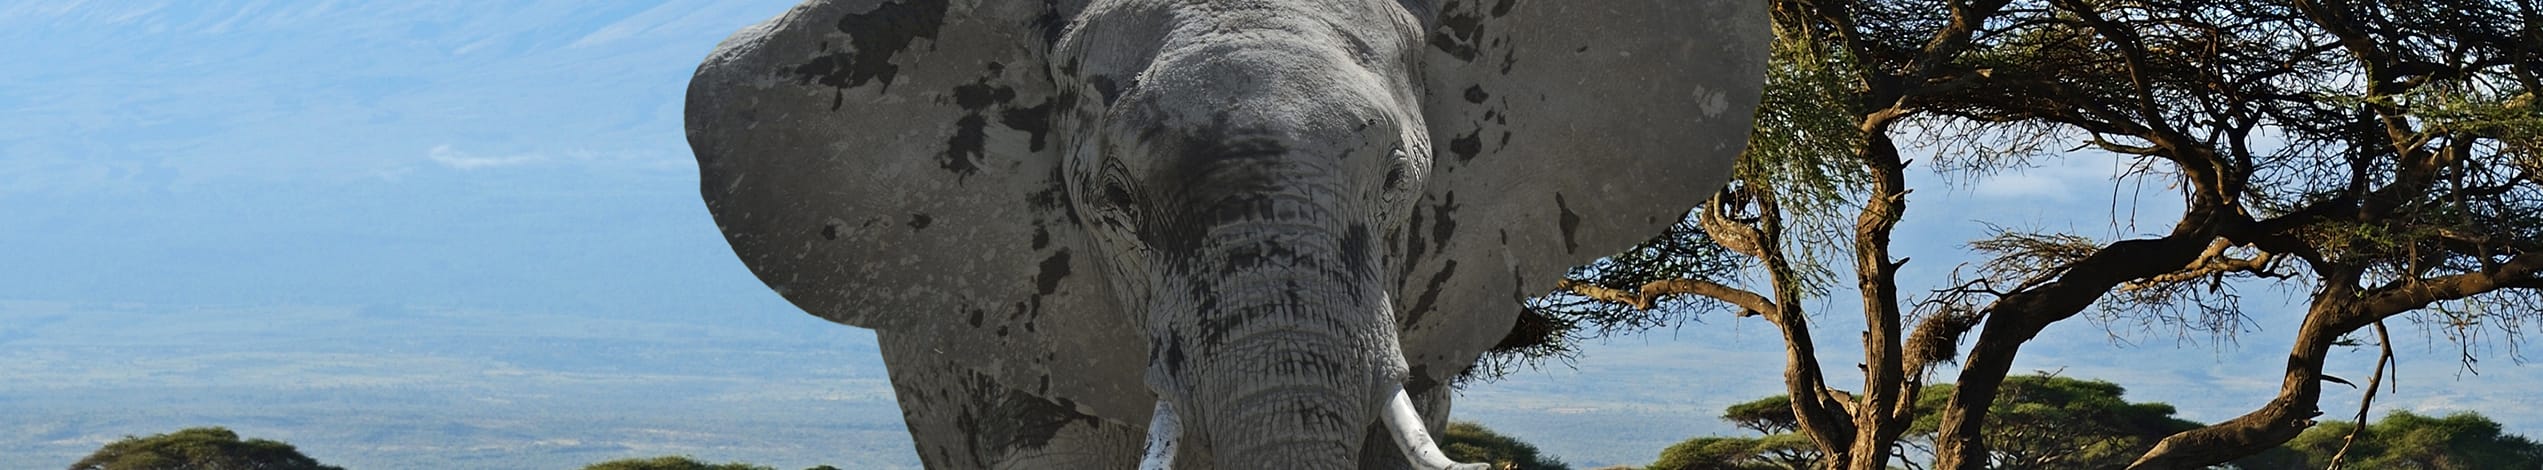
<box><xmin>686</xmin><ymin>0</ymin><xmax>1765</xmax><ymax>468</ymax></box>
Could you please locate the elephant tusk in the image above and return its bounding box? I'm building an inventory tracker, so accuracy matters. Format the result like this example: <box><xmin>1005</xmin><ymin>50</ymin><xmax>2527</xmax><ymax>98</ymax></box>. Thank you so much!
<box><xmin>1138</xmin><ymin>400</ymin><xmax>1182</xmax><ymax>470</ymax></box>
<box><xmin>1383</xmin><ymin>386</ymin><xmax>1490</xmax><ymax>470</ymax></box>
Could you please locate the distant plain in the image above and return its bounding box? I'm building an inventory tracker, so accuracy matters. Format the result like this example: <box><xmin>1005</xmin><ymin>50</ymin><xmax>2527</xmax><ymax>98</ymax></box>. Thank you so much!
<box><xmin>0</xmin><ymin>300</ymin><xmax>1774</xmax><ymax>469</ymax></box>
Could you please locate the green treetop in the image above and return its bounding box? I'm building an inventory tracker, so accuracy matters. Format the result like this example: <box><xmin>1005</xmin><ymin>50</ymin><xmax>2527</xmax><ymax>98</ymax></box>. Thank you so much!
<box><xmin>69</xmin><ymin>427</ymin><xmax>341</xmax><ymax>470</ymax></box>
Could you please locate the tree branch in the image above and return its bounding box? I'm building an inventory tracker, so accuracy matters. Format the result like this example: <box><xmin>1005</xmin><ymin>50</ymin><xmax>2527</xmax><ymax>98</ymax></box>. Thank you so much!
<box><xmin>2346</xmin><ymin>252</ymin><xmax>2543</xmax><ymax>326</ymax></box>
<box><xmin>2323</xmin><ymin>321</ymin><xmax>2396</xmax><ymax>470</ymax></box>
<box><xmin>2122</xmin><ymin>239</ymin><xmax>2285</xmax><ymax>291</ymax></box>
<box><xmin>1556</xmin><ymin>278</ymin><xmax>1780</xmax><ymax>319</ymax></box>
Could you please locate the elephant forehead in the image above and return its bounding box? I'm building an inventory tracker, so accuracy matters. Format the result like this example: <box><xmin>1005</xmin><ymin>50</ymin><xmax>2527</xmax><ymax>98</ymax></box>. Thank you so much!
<box><xmin>1146</xmin><ymin>0</ymin><xmax>1427</xmax><ymax>58</ymax></box>
<box><xmin>1096</xmin><ymin>42</ymin><xmax>1419</xmax><ymax>194</ymax></box>
<box><xmin>1060</xmin><ymin>1</ymin><xmax>1425</xmax><ymax>115</ymax></box>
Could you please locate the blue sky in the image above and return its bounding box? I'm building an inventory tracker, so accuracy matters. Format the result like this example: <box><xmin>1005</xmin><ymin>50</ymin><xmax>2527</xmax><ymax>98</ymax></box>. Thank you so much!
<box><xmin>0</xmin><ymin>1</ymin><xmax>782</xmax><ymax>316</ymax></box>
<box><xmin>2</xmin><ymin>1</ymin><xmax>2536</xmax><ymax>468</ymax></box>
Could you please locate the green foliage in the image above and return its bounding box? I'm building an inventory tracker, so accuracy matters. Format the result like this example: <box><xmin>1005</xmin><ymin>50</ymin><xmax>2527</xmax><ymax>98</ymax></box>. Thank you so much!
<box><xmin>2231</xmin><ymin>411</ymin><xmax>2543</xmax><ymax>470</ymax></box>
<box><xmin>1720</xmin><ymin>395</ymin><xmax>1800</xmax><ymax>435</ymax></box>
<box><xmin>1440</xmin><ymin>421</ymin><xmax>1569</xmax><ymax>470</ymax></box>
<box><xmin>1650</xmin><ymin>394</ymin><xmax>1829</xmax><ymax>470</ymax></box>
<box><xmin>1734</xmin><ymin>12</ymin><xmax>1871</xmax><ymax>288</ymax></box>
<box><xmin>1685</xmin><ymin>375</ymin><xmax>2196</xmax><ymax>470</ymax></box>
<box><xmin>1648</xmin><ymin>436</ymin><xmax>1784</xmax><ymax>470</ymax></box>
<box><xmin>1907</xmin><ymin>375</ymin><xmax>2200</xmax><ymax>470</ymax></box>
<box><xmin>69</xmin><ymin>427</ymin><xmax>341</xmax><ymax>470</ymax></box>
<box><xmin>579</xmin><ymin>455</ymin><xmax>774</xmax><ymax>470</ymax></box>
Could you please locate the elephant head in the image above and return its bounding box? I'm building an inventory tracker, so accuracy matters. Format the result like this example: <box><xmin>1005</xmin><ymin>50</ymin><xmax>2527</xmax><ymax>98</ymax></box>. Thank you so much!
<box><xmin>685</xmin><ymin>0</ymin><xmax>1764</xmax><ymax>468</ymax></box>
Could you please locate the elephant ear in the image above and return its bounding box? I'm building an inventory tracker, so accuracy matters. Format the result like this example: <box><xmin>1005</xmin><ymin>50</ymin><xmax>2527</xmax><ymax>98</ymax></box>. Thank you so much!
<box><xmin>1394</xmin><ymin>0</ymin><xmax>1768</xmax><ymax>388</ymax></box>
<box><xmin>686</xmin><ymin>0</ymin><xmax>1151</xmax><ymax>422</ymax></box>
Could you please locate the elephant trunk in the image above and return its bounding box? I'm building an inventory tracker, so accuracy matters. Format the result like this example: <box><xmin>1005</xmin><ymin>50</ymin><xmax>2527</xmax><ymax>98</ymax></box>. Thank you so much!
<box><xmin>1196</xmin><ymin>278</ymin><xmax>1394</xmax><ymax>468</ymax></box>
<box><xmin>1154</xmin><ymin>219</ymin><xmax>1404</xmax><ymax>469</ymax></box>
<box><xmin>1199</xmin><ymin>348</ymin><xmax>1378</xmax><ymax>469</ymax></box>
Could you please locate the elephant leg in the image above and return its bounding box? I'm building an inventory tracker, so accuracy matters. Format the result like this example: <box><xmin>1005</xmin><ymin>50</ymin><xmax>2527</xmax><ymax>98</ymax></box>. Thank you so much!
<box><xmin>878</xmin><ymin>332</ymin><xmax>1157</xmax><ymax>469</ymax></box>
<box><xmin>1355</xmin><ymin>382</ymin><xmax>1456</xmax><ymax>470</ymax></box>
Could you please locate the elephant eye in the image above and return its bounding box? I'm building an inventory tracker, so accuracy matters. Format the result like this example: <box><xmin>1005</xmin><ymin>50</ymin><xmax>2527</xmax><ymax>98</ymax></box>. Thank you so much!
<box><xmin>1094</xmin><ymin>160</ymin><xmax>1142</xmax><ymax>225</ymax></box>
<box><xmin>1383</xmin><ymin>148</ymin><xmax>1416</xmax><ymax>193</ymax></box>
<box><xmin>1383</xmin><ymin>158</ymin><xmax>1408</xmax><ymax>191</ymax></box>
<box><xmin>1377</xmin><ymin>148</ymin><xmax>1418</xmax><ymax>226</ymax></box>
<box><xmin>1102</xmin><ymin>181</ymin><xmax>1136</xmax><ymax>210</ymax></box>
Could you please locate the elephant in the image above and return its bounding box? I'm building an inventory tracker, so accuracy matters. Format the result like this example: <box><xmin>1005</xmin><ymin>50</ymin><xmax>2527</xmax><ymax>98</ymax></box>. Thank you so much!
<box><xmin>684</xmin><ymin>0</ymin><xmax>1765</xmax><ymax>468</ymax></box>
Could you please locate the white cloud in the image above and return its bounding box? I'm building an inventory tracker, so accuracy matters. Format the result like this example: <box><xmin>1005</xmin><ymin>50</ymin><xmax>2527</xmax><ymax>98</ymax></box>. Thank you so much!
<box><xmin>424</xmin><ymin>145</ymin><xmax>691</xmax><ymax>172</ymax></box>
<box><xmin>578</xmin><ymin>149</ymin><xmax>696</xmax><ymax>172</ymax></box>
<box><xmin>427</xmin><ymin>144</ymin><xmax>544</xmax><ymax>170</ymax></box>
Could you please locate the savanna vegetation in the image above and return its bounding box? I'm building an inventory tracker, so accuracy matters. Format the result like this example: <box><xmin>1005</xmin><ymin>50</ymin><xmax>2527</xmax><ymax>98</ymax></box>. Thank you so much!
<box><xmin>1649</xmin><ymin>379</ymin><xmax>2542</xmax><ymax>470</ymax></box>
<box><xmin>1488</xmin><ymin>0</ymin><xmax>2543</xmax><ymax>468</ymax></box>
<box><xmin>70</xmin><ymin>427</ymin><xmax>342</xmax><ymax>470</ymax></box>
<box><xmin>59</xmin><ymin>423</ymin><xmax>1557</xmax><ymax>469</ymax></box>
<box><xmin>1679</xmin><ymin>375</ymin><xmax>2199</xmax><ymax>470</ymax></box>
<box><xmin>1443</xmin><ymin>421</ymin><xmax>1574</xmax><ymax>470</ymax></box>
<box><xmin>2234</xmin><ymin>410</ymin><xmax>2543</xmax><ymax>469</ymax></box>
<box><xmin>72</xmin><ymin>414</ymin><xmax>2538</xmax><ymax>470</ymax></box>
<box><xmin>64</xmin><ymin>428</ymin><xmax>845</xmax><ymax>470</ymax></box>
<box><xmin>578</xmin><ymin>455</ymin><xmax>784</xmax><ymax>470</ymax></box>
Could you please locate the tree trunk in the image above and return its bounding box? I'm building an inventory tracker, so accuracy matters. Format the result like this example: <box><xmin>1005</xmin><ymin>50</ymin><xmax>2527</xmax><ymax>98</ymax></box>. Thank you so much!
<box><xmin>1931</xmin><ymin>232</ymin><xmax>2223</xmax><ymax>469</ymax></box>
<box><xmin>1929</xmin><ymin>322</ymin><xmax>2022</xmax><ymax>470</ymax></box>
<box><xmin>1845</xmin><ymin>132</ymin><xmax>1911</xmax><ymax>470</ymax></box>
<box><xmin>2123</xmin><ymin>296</ymin><xmax>2348</xmax><ymax>469</ymax></box>
<box><xmin>1734</xmin><ymin>189</ymin><xmax>1860</xmax><ymax>468</ymax></box>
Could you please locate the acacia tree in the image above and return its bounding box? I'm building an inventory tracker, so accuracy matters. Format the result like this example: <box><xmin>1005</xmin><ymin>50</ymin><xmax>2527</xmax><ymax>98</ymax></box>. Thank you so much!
<box><xmin>579</xmin><ymin>456</ymin><xmax>775</xmax><ymax>470</ymax></box>
<box><xmin>2248</xmin><ymin>410</ymin><xmax>2543</xmax><ymax>469</ymax></box>
<box><xmin>71</xmin><ymin>427</ymin><xmax>341</xmax><ymax>470</ymax></box>
<box><xmin>1907</xmin><ymin>376</ymin><xmax>2201</xmax><ymax>469</ymax></box>
<box><xmin>1491</xmin><ymin>0</ymin><xmax>2543</xmax><ymax>469</ymax></box>
<box><xmin>1685</xmin><ymin>375</ymin><xmax>2198</xmax><ymax>470</ymax></box>
<box><xmin>1912</xmin><ymin>1</ymin><xmax>2543</xmax><ymax>467</ymax></box>
<box><xmin>1439</xmin><ymin>421</ymin><xmax>1572</xmax><ymax>470</ymax></box>
<box><xmin>1650</xmin><ymin>435</ymin><xmax>1819</xmax><ymax>470</ymax></box>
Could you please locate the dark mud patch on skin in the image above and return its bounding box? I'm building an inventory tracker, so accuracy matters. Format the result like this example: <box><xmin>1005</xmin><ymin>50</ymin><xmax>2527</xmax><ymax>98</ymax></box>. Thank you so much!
<box><xmin>948</xmin><ymin>371</ymin><xmax>1100</xmax><ymax>453</ymax></box>
<box><xmin>1342</xmin><ymin>223</ymin><xmax>1374</xmax><ymax>276</ymax></box>
<box><xmin>1448</xmin><ymin>128</ymin><xmax>1483</xmax><ymax>162</ymax></box>
<box><xmin>940</xmin><ymin>81</ymin><xmax>1023</xmax><ymax>176</ymax></box>
<box><xmin>791</xmin><ymin>0</ymin><xmax>951</xmax><ymax>91</ymax></box>
<box><xmin>1555</xmin><ymin>193</ymin><xmax>1580</xmax><ymax>253</ymax></box>
<box><xmin>1403</xmin><ymin>259</ymin><xmax>1457</xmax><ymax>328</ymax></box>
<box><xmin>1428</xmin><ymin>192</ymin><xmax>1459</xmax><ymax>255</ymax></box>
<box><xmin>1035</xmin><ymin>250</ymin><xmax>1072</xmax><ymax>296</ymax></box>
